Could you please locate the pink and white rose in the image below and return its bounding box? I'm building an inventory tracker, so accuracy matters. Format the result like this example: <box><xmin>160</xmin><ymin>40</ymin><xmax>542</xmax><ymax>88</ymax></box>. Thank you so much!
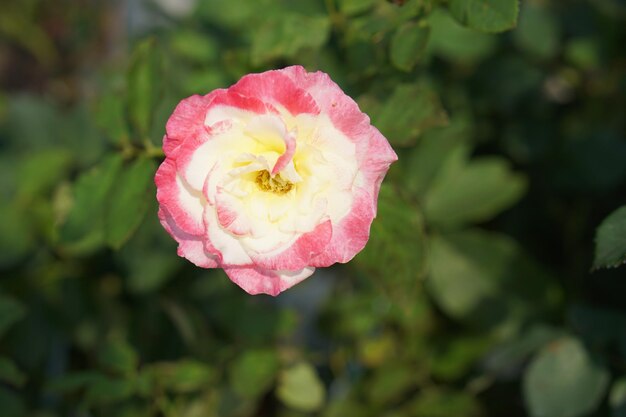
<box><xmin>155</xmin><ymin>66</ymin><xmax>397</xmax><ymax>295</ymax></box>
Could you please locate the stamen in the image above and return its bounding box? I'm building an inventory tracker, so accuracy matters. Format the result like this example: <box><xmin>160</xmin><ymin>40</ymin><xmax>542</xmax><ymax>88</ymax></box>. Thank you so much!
<box><xmin>255</xmin><ymin>170</ymin><xmax>293</xmax><ymax>194</ymax></box>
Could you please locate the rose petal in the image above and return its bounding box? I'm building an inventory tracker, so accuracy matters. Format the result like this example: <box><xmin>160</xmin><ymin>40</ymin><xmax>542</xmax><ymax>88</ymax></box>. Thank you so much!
<box><xmin>223</xmin><ymin>264</ymin><xmax>315</xmax><ymax>296</ymax></box>
<box><xmin>230</xmin><ymin>69</ymin><xmax>320</xmax><ymax>116</ymax></box>
<box><xmin>155</xmin><ymin>157</ymin><xmax>205</xmax><ymax>236</ymax></box>
<box><xmin>164</xmin><ymin>91</ymin><xmax>223</xmax><ymax>156</ymax></box>
<box><xmin>309</xmin><ymin>187</ymin><xmax>375</xmax><ymax>267</ymax></box>
<box><xmin>158</xmin><ymin>208</ymin><xmax>219</xmax><ymax>268</ymax></box>
<box><xmin>247</xmin><ymin>219</ymin><xmax>332</xmax><ymax>271</ymax></box>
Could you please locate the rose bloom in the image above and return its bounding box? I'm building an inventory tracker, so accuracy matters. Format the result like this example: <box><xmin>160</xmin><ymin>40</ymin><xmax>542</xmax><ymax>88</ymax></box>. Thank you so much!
<box><xmin>155</xmin><ymin>66</ymin><xmax>397</xmax><ymax>295</ymax></box>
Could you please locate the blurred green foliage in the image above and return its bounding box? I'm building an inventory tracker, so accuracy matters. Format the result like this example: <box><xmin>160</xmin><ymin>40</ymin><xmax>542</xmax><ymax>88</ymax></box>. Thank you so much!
<box><xmin>0</xmin><ymin>0</ymin><xmax>625</xmax><ymax>416</ymax></box>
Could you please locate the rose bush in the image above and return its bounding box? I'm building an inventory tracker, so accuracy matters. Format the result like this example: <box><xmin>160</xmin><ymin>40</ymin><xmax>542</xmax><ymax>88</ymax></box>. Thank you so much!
<box><xmin>155</xmin><ymin>66</ymin><xmax>397</xmax><ymax>295</ymax></box>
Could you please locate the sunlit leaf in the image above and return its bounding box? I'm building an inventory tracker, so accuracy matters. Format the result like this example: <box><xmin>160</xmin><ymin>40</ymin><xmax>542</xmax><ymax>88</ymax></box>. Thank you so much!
<box><xmin>523</xmin><ymin>337</ymin><xmax>609</xmax><ymax>417</ymax></box>
<box><xmin>611</xmin><ymin>378</ymin><xmax>626</xmax><ymax>417</ymax></box>
<box><xmin>427</xmin><ymin>230</ymin><xmax>558</xmax><ymax>330</ymax></box>
<box><xmin>424</xmin><ymin>156</ymin><xmax>527</xmax><ymax>227</ymax></box>
<box><xmin>593</xmin><ymin>206</ymin><xmax>626</xmax><ymax>269</ymax></box>
<box><xmin>408</xmin><ymin>388</ymin><xmax>483</xmax><ymax>417</ymax></box>
<box><xmin>146</xmin><ymin>360</ymin><xmax>215</xmax><ymax>393</ymax></box>
<box><xmin>366</xmin><ymin>363</ymin><xmax>415</xmax><ymax>405</ymax></box>
<box><xmin>229</xmin><ymin>349</ymin><xmax>279</xmax><ymax>400</ymax></box>
<box><xmin>277</xmin><ymin>362</ymin><xmax>325</xmax><ymax>412</ymax></box>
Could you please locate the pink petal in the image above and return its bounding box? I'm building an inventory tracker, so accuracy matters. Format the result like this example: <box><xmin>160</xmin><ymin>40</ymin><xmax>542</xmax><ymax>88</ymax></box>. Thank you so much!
<box><xmin>164</xmin><ymin>91</ymin><xmax>223</xmax><ymax>156</ymax></box>
<box><xmin>223</xmin><ymin>264</ymin><xmax>315</xmax><ymax>296</ymax></box>
<box><xmin>209</xmin><ymin>89</ymin><xmax>273</xmax><ymax>115</ymax></box>
<box><xmin>309</xmin><ymin>187</ymin><xmax>376</xmax><ymax>267</ymax></box>
<box><xmin>248</xmin><ymin>220</ymin><xmax>332</xmax><ymax>270</ymax></box>
<box><xmin>214</xmin><ymin>187</ymin><xmax>253</xmax><ymax>236</ymax></box>
<box><xmin>229</xmin><ymin>69</ymin><xmax>320</xmax><ymax>116</ymax></box>
<box><xmin>155</xmin><ymin>157</ymin><xmax>205</xmax><ymax>236</ymax></box>
<box><xmin>158</xmin><ymin>208</ymin><xmax>219</xmax><ymax>268</ymax></box>
<box><xmin>272</xmin><ymin>129</ymin><xmax>297</xmax><ymax>175</ymax></box>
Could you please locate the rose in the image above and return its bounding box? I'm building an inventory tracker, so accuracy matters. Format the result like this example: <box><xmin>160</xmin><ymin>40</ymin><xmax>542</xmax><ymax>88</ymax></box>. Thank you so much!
<box><xmin>155</xmin><ymin>66</ymin><xmax>397</xmax><ymax>295</ymax></box>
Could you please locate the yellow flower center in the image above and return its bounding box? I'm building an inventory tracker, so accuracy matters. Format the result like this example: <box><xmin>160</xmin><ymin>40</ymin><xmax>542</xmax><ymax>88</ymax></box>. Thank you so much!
<box><xmin>255</xmin><ymin>170</ymin><xmax>293</xmax><ymax>194</ymax></box>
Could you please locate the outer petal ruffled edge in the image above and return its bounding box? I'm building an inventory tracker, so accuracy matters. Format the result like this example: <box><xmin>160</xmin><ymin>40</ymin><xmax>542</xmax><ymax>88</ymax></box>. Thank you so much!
<box><xmin>309</xmin><ymin>187</ymin><xmax>375</xmax><ymax>267</ymax></box>
<box><xmin>155</xmin><ymin>157</ymin><xmax>206</xmax><ymax>236</ymax></box>
<box><xmin>223</xmin><ymin>264</ymin><xmax>315</xmax><ymax>296</ymax></box>
<box><xmin>246</xmin><ymin>219</ymin><xmax>332</xmax><ymax>270</ymax></box>
<box><xmin>164</xmin><ymin>91</ymin><xmax>223</xmax><ymax>156</ymax></box>
<box><xmin>158</xmin><ymin>208</ymin><xmax>219</xmax><ymax>268</ymax></box>
<box><xmin>229</xmin><ymin>69</ymin><xmax>320</xmax><ymax>116</ymax></box>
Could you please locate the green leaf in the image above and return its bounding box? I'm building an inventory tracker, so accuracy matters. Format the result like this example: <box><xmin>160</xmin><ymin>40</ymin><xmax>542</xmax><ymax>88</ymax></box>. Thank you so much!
<box><xmin>277</xmin><ymin>362</ymin><xmax>325</xmax><ymax>412</ymax></box>
<box><xmin>0</xmin><ymin>357</ymin><xmax>26</xmax><ymax>387</ymax></box>
<box><xmin>610</xmin><ymin>378</ymin><xmax>626</xmax><ymax>417</ymax></box>
<box><xmin>83</xmin><ymin>375</ymin><xmax>136</xmax><ymax>406</ymax></box>
<box><xmin>403</xmin><ymin>116</ymin><xmax>472</xmax><ymax>198</ymax></box>
<box><xmin>229</xmin><ymin>349</ymin><xmax>279</xmax><ymax>400</ymax></box>
<box><xmin>147</xmin><ymin>360</ymin><xmax>215</xmax><ymax>393</ymax></box>
<box><xmin>356</xmin><ymin>185</ymin><xmax>426</xmax><ymax>296</ymax></box>
<box><xmin>390</xmin><ymin>21</ymin><xmax>430</xmax><ymax>72</ymax></box>
<box><xmin>0</xmin><ymin>203</ymin><xmax>34</xmax><ymax>268</ymax></box>
<box><xmin>98</xmin><ymin>339</ymin><xmax>138</xmax><ymax>376</ymax></box>
<box><xmin>371</xmin><ymin>83</ymin><xmax>448</xmax><ymax>147</ymax></box>
<box><xmin>593</xmin><ymin>205</ymin><xmax>626</xmax><ymax>269</ymax></box>
<box><xmin>427</xmin><ymin>230</ymin><xmax>558</xmax><ymax>330</ymax></box>
<box><xmin>523</xmin><ymin>337</ymin><xmax>609</xmax><ymax>417</ymax></box>
<box><xmin>0</xmin><ymin>386</ymin><xmax>25</xmax><ymax>417</ymax></box>
<box><xmin>427</xmin><ymin>9</ymin><xmax>497</xmax><ymax>63</ymax></box>
<box><xmin>337</xmin><ymin>0</ymin><xmax>377</xmax><ymax>16</ymax></box>
<box><xmin>424</xmin><ymin>157</ymin><xmax>527</xmax><ymax>227</ymax></box>
<box><xmin>58</xmin><ymin>155</ymin><xmax>123</xmax><ymax>254</ymax></box>
<box><xmin>484</xmin><ymin>325</ymin><xmax>562</xmax><ymax>376</ymax></box>
<box><xmin>251</xmin><ymin>14</ymin><xmax>330</xmax><ymax>65</ymax></box>
<box><xmin>448</xmin><ymin>0</ymin><xmax>519</xmax><ymax>33</ymax></box>
<box><xmin>127</xmin><ymin>38</ymin><xmax>165</xmax><ymax>139</ymax></box>
<box><xmin>17</xmin><ymin>149</ymin><xmax>73</xmax><ymax>198</ymax></box>
<box><xmin>430</xmin><ymin>335</ymin><xmax>492</xmax><ymax>381</ymax></box>
<box><xmin>94</xmin><ymin>92</ymin><xmax>130</xmax><ymax>146</ymax></box>
<box><xmin>513</xmin><ymin>3</ymin><xmax>559</xmax><ymax>60</ymax></box>
<box><xmin>568</xmin><ymin>304</ymin><xmax>626</xmax><ymax>348</ymax></box>
<box><xmin>565</xmin><ymin>38</ymin><xmax>601</xmax><ymax>70</ymax></box>
<box><xmin>170</xmin><ymin>30</ymin><xmax>219</xmax><ymax>63</ymax></box>
<box><xmin>366</xmin><ymin>363</ymin><xmax>415</xmax><ymax>405</ymax></box>
<box><xmin>46</xmin><ymin>371</ymin><xmax>100</xmax><ymax>393</ymax></box>
<box><xmin>116</xmin><ymin>210</ymin><xmax>179</xmax><ymax>294</ymax></box>
<box><xmin>408</xmin><ymin>389</ymin><xmax>482</xmax><ymax>417</ymax></box>
<box><xmin>104</xmin><ymin>157</ymin><xmax>156</xmax><ymax>249</ymax></box>
<box><xmin>0</xmin><ymin>295</ymin><xmax>26</xmax><ymax>338</ymax></box>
